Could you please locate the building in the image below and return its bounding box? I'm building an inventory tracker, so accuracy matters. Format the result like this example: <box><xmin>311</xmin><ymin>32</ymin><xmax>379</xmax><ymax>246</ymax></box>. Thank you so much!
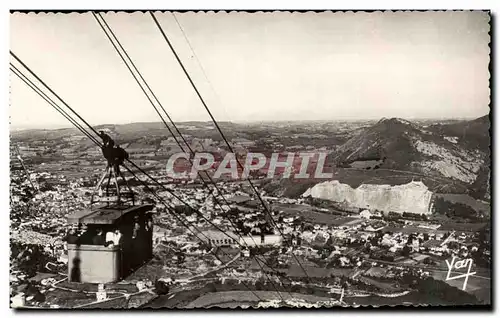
<box><xmin>200</xmin><ymin>230</ymin><xmax>283</xmax><ymax>247</ymax></box>
<box><xmin>240</xmin><ymin>234</ymin><xmax>283</xmax><ymax>246</ymax></box>
<box><xmin>66</xmin><ymin>204</ymin><xmax>154</xmax><ymax>283</ymax></box>
<box><xmin>360</xmin><ymin>210</ymin><xmax>372</xmax><ymax>219</ymax></box>
<box><xmin>418</xmin><ymin>223</ymin><xmax>442</xmax><ymax>230</ymax></box>
<box><xmin>231</xmin><ymin>138</ymin><xmax>255</xmax><ymax>147</ymax></box>
<box><xmin>201</xmin><ymin>230</ymin><xmax>239</xmax><ymax>247</ymax></box>
<box><xmin>226</xmin><ymin>195</ymin><xmax>252</xmax><ymax>205</ymax></box>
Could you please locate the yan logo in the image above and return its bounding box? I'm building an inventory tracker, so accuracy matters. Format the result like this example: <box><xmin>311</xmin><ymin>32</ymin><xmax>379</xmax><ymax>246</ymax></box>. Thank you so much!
<box><xmin>445</xmin><ymin>256</ymin><xmax>476</xmax><ymax>291</ymax></box>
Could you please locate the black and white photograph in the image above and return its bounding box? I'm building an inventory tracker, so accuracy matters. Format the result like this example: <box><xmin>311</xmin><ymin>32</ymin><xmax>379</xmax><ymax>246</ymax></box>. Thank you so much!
<box><xmin>9</xmin><ymin>10</ymin><xmax>492</xmax><ymax>309</ymax></box>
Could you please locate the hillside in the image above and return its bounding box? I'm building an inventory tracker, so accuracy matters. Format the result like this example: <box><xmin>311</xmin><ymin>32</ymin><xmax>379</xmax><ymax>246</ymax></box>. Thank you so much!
<box><xmin>11</xmin><ymin>117</ymin><xmax>490</xmax><ymax>201</ymax></box>
<box><xmin>333</xmin><ymin>118</ymin><xmax>423</xmax><ymax>167</ymax></box>
<box><xmin>332</xmin><ymin>117</ymin><xmax>488</xmax><ymax>185</ymax></box>
<box><xmin>428</xmin><ymin>115</ymin><xmax>491</xmax><ymax>201</ymax></box>
<box><xmin>10</xmin><ymin>121</ymin><xmax>237</xmax><ymax>143</ymax></box>
<box><xmin>428</xmin><ymin>115</ymin><xmax>490</xmax><ymax>153</ymax></box>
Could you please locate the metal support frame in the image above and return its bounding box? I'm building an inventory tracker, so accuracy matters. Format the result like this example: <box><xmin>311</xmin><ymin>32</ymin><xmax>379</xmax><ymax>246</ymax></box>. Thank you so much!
<box><xmin>91</xmin><ymin>163</ymin><xmax>135</xmax><ymax>207</ymax></box>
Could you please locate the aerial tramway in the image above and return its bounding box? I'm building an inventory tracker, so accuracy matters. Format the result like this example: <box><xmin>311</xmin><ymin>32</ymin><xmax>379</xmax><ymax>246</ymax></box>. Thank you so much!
<box><xmin>9</xmin><ymin>11</ymin><xmax>324</xmax><ymax>303</ymax></box>
<box><xmin>65</xmin><ymin>130</ymin><xmax>154</xmax><ymax>283</ymax></box>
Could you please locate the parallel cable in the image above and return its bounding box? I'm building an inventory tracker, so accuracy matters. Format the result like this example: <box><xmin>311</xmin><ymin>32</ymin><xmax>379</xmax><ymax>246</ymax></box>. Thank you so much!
<box><xmin>14</xmin><ymin>36</ymin><xmax>293</xmax><ymax>300</ymax></box>
<box><xmin>95</xmin><ymin>12</ymin><xmax>263</xmax><ymax>246</ymax></box>
<box><xmin>10</xmin><ymin>51</ymin><xmax>101</xmax><ymax>139</ymax></box>
<box><xmin>93</xmin><ymin>11</ymin><xmax>231</xmax><ymax>217</ymax></box>
<box><xmin>125</xmin><ymin>158</ymin><xmax>288</xmax><ymax>299</ymax></box>
<box><xmin>91</xmin><ymin>12</ymin><xmax>183</xmax><ymax>153</ymax></box>
<box><xmin>93</xmin><ymin>12</ymin><xmax>289</xmax><ymax>297</ymax></box>
<box><xmin>11</xmin><ymin>53</ymin><xmax>208</xmax><ymax>247</ymax></box>
<box><xmin>13</xmin><ymin>144</ymin><xmax>37</xmax><ymax>192</ymax></box>
<box><xmin>171</xmin><ymin>12</ymin><xmax>229</xmax><ymax>120</ymax></box>
<box><xmin>11</xmin><ymin>53</ymin><xmax>266</xmax><ymax>301</ymax></box>
<box><xmin>167</xmin><ymin>14</ymin><xmax>266</xmax><ymax>246</ymax></box>
<box><xmin>94</xmin><ymin>11</ymin><xmax>236</xmax><ymax>239</ymax></box>
<box><xmin>121</xmin><ymin>163</ymin><xmax>265</xmax><ymax>301</ymax></box>
<box><xmin>150</xmin><ymin>12</ymin><xmax>311</xmax><ymax>280</ymax></box>
<box><xmin>9</xmin><ymin>65</ymin><xmax>101</xmax><ymax>147</ymax></box>
<box><xmin>122</xmin><ymin>164</ymin><xmax>226</xmax><ymax>246</ymax></box>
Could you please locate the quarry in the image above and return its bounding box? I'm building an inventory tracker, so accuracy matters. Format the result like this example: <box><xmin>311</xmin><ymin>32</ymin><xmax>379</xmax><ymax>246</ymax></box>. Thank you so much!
<box><xmin>302</xmin><ymin>180</ymin><xmax>434</xmax><ymax>214</ymax></box>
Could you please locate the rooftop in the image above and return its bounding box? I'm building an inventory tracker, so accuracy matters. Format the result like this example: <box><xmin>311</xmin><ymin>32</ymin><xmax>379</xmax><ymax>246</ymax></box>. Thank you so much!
<box><xmin>226</xmin><ymin>195</ymin><xmax>252</xmax><ymax>204</ymax></box>
<box><xmin>67</xmin><ymin>204</ymin><xmax>154</xmax><ymax>225</ymax></box>
<box><xmin>421</xmin><ymin>239</ymin><xmax>442</xmax><ymax>248</ymax></box>
<box><xmin>200</xmin><ymin>229</ymin><xmax>240</xmax><ymax>241</ymax></box>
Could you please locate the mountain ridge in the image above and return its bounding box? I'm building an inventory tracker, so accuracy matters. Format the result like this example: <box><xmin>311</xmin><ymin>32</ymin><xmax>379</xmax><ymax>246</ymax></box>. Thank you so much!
<box><xmin>332</xmin><ymin>116</ymin><xmax>489</xmax><ymax>187</ymax></box>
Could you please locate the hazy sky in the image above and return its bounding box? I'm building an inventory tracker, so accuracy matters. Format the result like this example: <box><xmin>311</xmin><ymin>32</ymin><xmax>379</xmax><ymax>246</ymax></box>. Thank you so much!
<box><xmin>10</xmin><ymin>11</ymin><xmax>490</xmax><ymax>128</ymax></box>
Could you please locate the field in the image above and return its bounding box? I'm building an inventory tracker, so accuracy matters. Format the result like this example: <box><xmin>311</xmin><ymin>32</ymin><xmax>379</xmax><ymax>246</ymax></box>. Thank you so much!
<box><xmin>344</xmin><ymin>291</ymin><xmax>422</xmax><ymax>306</ymax></box>
<box><xmin>275</xmin><ymin>203</ymin><xmax>356</xmax><ymax>226</ymax></box>
<box><xmin>348</xmin><ymin>160</ymin><xmax>384</xmax><ymax>169</ymax></box>
<box><xmin>381</xmin><ymin>221</ymin><xmax>488</xmax><ymax>234</ymax></box>
<box><xmin>364</xmin><ymin>267</ymin><xmax>389</xmax><ymax>278</ymax></box>
<box><xmin>42</xmin><ymin>289</ymin><xmax>123</xmax><ymax>308</ymax></box>
<box><xmin>286</xmin><ymin>264</ymin><xmax>354</xmax><ymax>278</ymax></box>
<box><xmin>358</xmin><ymin>276</ymin><xmax>400</xmax><ymax>292</ymax></box>
<box><xmin>434</xmin><ymin>193</ymin><xmax>490</xmax><ymax>214</ymax></box>
<box><xmin>431</xmin><ymin>271</ymin><xmax>491</xmax><ymax>304</ymax></box>
<box><xmin>185</xmin><ymin>290</ymin><xmax>337</xmax><ymax>308</ymax></box>
<box><xmin>437</xmin><ymin>222</ymin><xmax>488</xmax><ymax>232</ymax></box>
<box><xmin>382</xmin><ymin>226</ymin><xmax>448</xmax><ymax>235</ymax></box>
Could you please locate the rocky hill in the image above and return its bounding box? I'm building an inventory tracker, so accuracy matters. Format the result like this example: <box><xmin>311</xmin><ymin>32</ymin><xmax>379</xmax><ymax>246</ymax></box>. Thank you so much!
<box><xmin>428</xmin><ymin>115</ymin><xmax>491</xmax><ymax>200</ymax></box>
<box><xmin>332</xmin><ymin>117</ymin><xmax>488</xmax><ymax>186</ymax></box>
<box><xmin>11</xmin><ymin>116</ymin><xmax>490</xmax><ymax>200</ymax></box>
<box><xmin>428</xmin><ymin>115</ymin><xmax>490</xmax><ymax>153</ymax></box>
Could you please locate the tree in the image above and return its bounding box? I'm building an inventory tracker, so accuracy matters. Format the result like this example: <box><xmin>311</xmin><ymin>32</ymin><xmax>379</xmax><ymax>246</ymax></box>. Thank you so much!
<box><xmin>477</xmin><ymin>229</ymin><xmax>489</xmax><ymax>249</ymax></box>
<box><xmin>39</xmin><ymin>182</ymin><xmax>55</xmax><ymax>192</ymax></box>
<box><xmin>325</xmin><ymin>236</ymin><xmax>334</xmax><ymax>247</ymax></box>
<box><xmin>402</xmin><ymin>245</ymin><xmax>411</xmax><ymax>257</ymax></box>
<box><xmin>416</xmin><ymin>277</ymin><xmax>480</xmax><ymax>305</ymax></box>
<box><xmin>176</xmin><ymin>251</ymin><xmax>185</xmax><ymax>264</ymax></box>
<box><xmin>406</xmin><ymin>234</ymin><xmax>415</xmax><ymax>245</ymax></box>
<box><xmin>154</xmin><ymin>280</ymin><xmax>170</xmax><ymax>295</ymax></box>
<box><xmin>434</xmin><ymin>197</ymin><xmax>478</xmax><ymax>220</ymax></box>
<box><xmin>254</xmin><ymin>280</ymin><xmax>265</xmax><ymax>291</ymax></box>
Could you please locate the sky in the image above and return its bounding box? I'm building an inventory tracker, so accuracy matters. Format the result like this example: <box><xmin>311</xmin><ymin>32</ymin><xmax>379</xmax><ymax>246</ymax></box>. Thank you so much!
<box><xmin>10</xmin><ymin>11</ymin><xmax>490</xmax><ymax>129</ymax></box>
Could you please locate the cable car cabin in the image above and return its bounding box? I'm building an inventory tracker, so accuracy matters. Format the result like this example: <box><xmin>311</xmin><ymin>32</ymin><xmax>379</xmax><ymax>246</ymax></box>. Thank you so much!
<box><xmin>66</xmin><ymin>204</ymin><xmax>154</xmax><ymax>284</ymax></box>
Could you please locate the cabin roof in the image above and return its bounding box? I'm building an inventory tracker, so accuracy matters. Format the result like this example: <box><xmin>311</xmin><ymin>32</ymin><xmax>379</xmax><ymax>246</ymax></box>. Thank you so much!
<box><xmin>67</xmin><ymin>204</ymin><xmax>154</xmax><ymax>225</ymax></box>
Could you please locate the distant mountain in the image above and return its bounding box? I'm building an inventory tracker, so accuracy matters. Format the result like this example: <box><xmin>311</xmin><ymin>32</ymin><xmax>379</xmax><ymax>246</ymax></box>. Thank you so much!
<box><xmin>11</xmin><ymin>117</ymin><xmax>491</xmax><ymax>199</ymax></box>
<box><xmin>333</xmin><ymin>117</ymin><xmax>423</xmax><ymax>168</ymax></box>
<box><xmin>332</xmin><ymin>117</ymin><xmax>489</xmax><ymax>185</ymax></box>
<box><xmin>10</xmin><ymin>121</ymin><xmax>230</xmax><ymax>144</ymax></box>
<box><xmin>428</xmin><ymin>115</ymin><xmax>490</xmax><ymax>153</ymax></box>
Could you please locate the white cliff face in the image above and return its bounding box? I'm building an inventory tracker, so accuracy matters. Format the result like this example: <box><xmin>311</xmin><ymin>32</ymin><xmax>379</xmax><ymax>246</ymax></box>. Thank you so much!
<box><xmin>444</xmin><ymin>136</ymin><xmax>459</xmax><ymax>144</ymax></box>
<box><xmin>413</xmin><ymin>140</ymin><xmax>482</xmax><ymax>184</ymax></box>
<box><xmin>303</xmin><ymin>180</ymin><xmax>433</xmax><ymax>214</ymax></box>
